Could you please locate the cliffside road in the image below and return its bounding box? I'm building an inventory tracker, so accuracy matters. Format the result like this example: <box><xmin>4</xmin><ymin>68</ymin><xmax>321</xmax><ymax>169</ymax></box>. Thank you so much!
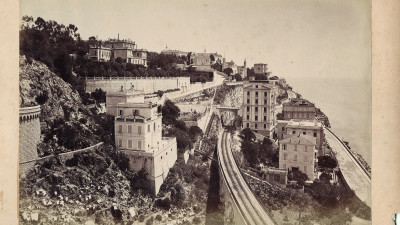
<box><xmin>218</xmin><ymin>130</ymin><xmax>276</xmax><ymax>225</ymax></box>
<box><xmin>324</xmin><ymin>128</ymin><xmax>371</xmax><ymax>207</ymax></box>
<box><xmin>166</xmin><ymin>72</ymin><xmax>226</xmax><ymax>101</ymax></box>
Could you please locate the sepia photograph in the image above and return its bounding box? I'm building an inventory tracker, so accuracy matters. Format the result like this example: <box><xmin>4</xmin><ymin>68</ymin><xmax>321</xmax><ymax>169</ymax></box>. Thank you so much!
<box><xmin>13</xmin><ymin>0</ymin><xmax>376</xmax><ymax>224</ymax></box>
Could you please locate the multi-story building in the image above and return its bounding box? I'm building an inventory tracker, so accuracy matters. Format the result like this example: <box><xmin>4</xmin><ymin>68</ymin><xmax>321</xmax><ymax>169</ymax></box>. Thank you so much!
<box><xmin>113</xmin><ymin>90</ymin><xmax>177</xmax><ymax>195</ymax></box>
<box><xmin>279</xmin><ymin>134</ymin><xmax>317</xmax><ymax>180</ymax></box>
<box><xmin>237</xmin><ymin>59</ymin><xmax>247</xmax><ymax>78</ymax></box>
<box><xmin>89</xmin><ymin>37</ymin><xmax>148</xmax><ymax>66</ymax></box>
<box><xmin>276</xmin><ymin>120</ymin><xmax>325</xmax><ymax>156</ymax></box>
<box><xmin>161</xmin><ymin>46</ymin><xmax>188</xmax><ymax>58</ymax></box>
<box><xmin>88</xmin><ymin>45</ymin><xmax>111</xmax><ymax>62</ymax></box>
<box><xmin>254</xmin><ymin>63</ymin><xmax>268</xmax><ymax>74</ymax></box>
<box><xmin>283</xmin><ymin>98</ymin><xmax>315</xmax><ymax>121</ymax></box>
<box><xmin>242</xmin><ymin>78</ymin><xmax>278</xmax><ymax>138</ymax></box>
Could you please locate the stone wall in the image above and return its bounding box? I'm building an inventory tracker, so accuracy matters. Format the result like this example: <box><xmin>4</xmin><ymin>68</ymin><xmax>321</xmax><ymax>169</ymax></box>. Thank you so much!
<box><xmin>85</xmin><ymin>77</ymin><xmax>190</xmax><ymax>94</ymax></box>
<box><xmin>19</xmin><ymin>106</ymin><xmax>41</xmax><ymax>176</ymax></box>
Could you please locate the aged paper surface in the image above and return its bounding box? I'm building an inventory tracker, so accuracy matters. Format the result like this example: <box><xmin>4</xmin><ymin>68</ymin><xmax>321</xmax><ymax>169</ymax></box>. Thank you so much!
<box><xmin>0</xmin><ymin>0</ymin><xmax>399</xmax><ymax>224</ymax></box>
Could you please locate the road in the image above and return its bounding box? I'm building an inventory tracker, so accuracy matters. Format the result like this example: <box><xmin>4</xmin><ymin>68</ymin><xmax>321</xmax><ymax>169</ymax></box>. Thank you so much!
<box><xmin>218</xmin><ymin>130</ymin><xmax>276</xmax><ymax>225</ymax></box>
<box><xmin>324</xmin><ymin>128</ymin><xmax>371</xmax><ymax>207</ymax></box>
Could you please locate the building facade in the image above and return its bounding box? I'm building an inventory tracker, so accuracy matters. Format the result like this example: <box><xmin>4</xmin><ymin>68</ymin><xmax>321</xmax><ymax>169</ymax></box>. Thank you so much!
<box><xmin>254</xmin><ymin>63</ymin><xmax>268</xmax><ymax>74</ymax></box>
<box><xmin>276</xmin><ymin>120</ymin><xmax>325</xmax><ymax>156</ymax></box>
<box><xmin>282</xmin><ymin>98</ymin><xmax>316</xmax><ymax>121</ymax></box>
<box><xmin>88</xmin><ymin>45</ymin><xmax>111</xmax><ymax>62</ymax></box>
<box><xmin>279</xmin><ymin>134</ymin><xmax>317</xmax><ymax>180</ymax></box>
<box><xmin>242</xmin><ymin>78</ymin><xmax>278</xmax><ymax>138</ymax></box>
<box><xmin>113</xmin><ymin>91</ymin><xmax>177</xmax><ymax>195</ymax></box>
<box><xmin>89</xmin><ymin>37</ymin><xmax>148</xmax><ymax>66</ymax></box>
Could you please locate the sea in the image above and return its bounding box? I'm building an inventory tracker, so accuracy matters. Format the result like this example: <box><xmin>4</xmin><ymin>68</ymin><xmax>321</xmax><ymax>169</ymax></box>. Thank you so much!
<box><xmin>285</xmin><ymin>76</ymin><xmax>371</xmax><ymax>165</ymax></box>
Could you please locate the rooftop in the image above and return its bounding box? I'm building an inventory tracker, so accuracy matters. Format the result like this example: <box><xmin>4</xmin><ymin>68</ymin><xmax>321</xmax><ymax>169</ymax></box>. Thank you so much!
<box><xmin>283</xmin><ymin>98</ymin><xmax>315</xmax><ymax>107</ymax></box>
<box><xmin>286</xmin><ymin>120</ymin><xmax>323</xmax><ymax>128</ymax></box>
<box><xmin>280</xmin><ymin>134</ymin><xmax>316</xmax><ymax>145</ymax></box>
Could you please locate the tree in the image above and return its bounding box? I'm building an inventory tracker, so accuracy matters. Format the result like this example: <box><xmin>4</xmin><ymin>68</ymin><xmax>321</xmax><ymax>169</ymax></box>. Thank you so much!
<box><xmin>91</xmin><ymin>88</ymin><xmax>106</xmax><ymax>103</ymax></box>
<box><xmin>288</xmin><ymin>170</ymin><xmax>309</xmax><ymax>187</ymax></box>
<box><xmin>241</xmin><ymin>140</ymin><xmax>259</xmax><ymax>167</ymax></box>
<box><xmin>234</xmin><ymin>73</ymin><xmax>243</xmax><ymax>81</ymax></box>
<box><xmin>239</xmin><ymin>128</ymin><xmax>256</xmax><ymax>142</ymax></box>
<box><xmin>188</xmin><ymin>126</ymin><xmax>203</xmax><ymax>141</ymax></box>
<box><xmin>318</xmin><ymin>155</ymin><xmax>337</xmax><ymax>170</ymax></box>
<box><xmin>115</xmin><ymin>57</ymin><xmax>123</xmax><ymax>64</ymax></box>
<box><xmin>161</xmin><ymin>100</ymin><xmax>180</xmax><ymax>126</ymax></box>
<box><xmin>223</xmin><ymin>68</ymin><xmax>233</xmax><ymax>76</ymax></box>
<box><xmin>259</xmin><ymin>137</ymin><xmax>279</xmax><ymax>164</ymax></box>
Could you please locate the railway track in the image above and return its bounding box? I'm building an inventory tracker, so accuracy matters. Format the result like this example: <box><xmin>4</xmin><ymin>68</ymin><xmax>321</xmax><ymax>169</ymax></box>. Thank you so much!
<box><xmin>218</xmin><ymin>130</ymin><xmax>276</xmax><ymax>225</ymax></box>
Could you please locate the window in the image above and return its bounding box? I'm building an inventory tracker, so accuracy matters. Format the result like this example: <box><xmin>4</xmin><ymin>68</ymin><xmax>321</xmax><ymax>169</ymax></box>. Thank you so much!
<box><xmin>255</xmin><ymin>124</ymin><xmax>258</xmax><ymax>129</ymax></box>
<box><xmin>255</xmin><ymin>99</ymin><xmax>258</xmax><ymax>104</ymax></box>
<box><xmin>246</xmin><ymin>123</ymin><xmax>249</xmax><ymax>128</ymax></box>
<box><xmin>247</xmin><ymin>91</ymin><xmax>250</xmax><ymax>96</ymax></box>
<box><xmin>138</xmin><ymin>141</ymin><xmax>142</xmax><ymax>149</ymax></box>
<box><xmin>148</xmin><ymin>124</ymin><xmax>150</xmax><ymax>132</ymax></box>
<box><xmin>118</xmin><ymin>139</ymin><xmax>122</xmax><ymax>147</ymax></box>
<box><xmin>128</xmin><ymin>125</ymin><xmax>132</xmax><ymax>133</ymax></box>
<box><xmin>118</xmin><ymin>125</ymin><xmax>123</xmax><ymax>133</ymax></box>
<box><xmin>294</xmin><ymin>155</ymin><xmax>297</xmax><ymax>161</ymax></box>
<box><xmin>154</xmin><ymin>122</ymin><xmax>156</xmax><ymax>131</ymax></box>
<box><xmin>255</xmin><ymin>85</ymin><xmax>259</xmax><ymax>88</ymax></box>
<box><xmin>255</xmin><ymin>107</ymin><xmax>258</xmax><ymax>112</ymax></box>
<box><xmin>294</xmin><ymin>145</ymin><xmax>297</xmax><ymax>151</ymax></box>
<box><xmin>264</xmin><ymin>124</ymin><xmax>266</xmax><ymax>129</ymax></box>
<box><xmin>138</xmin><ymin>126</ymin><xmax>142</xmax><ymax>134</ymax></box>
<box><xmin>247</xmin><ymin>99</ymin><xmax>250</xmax><ymax>104</ymax></box>
<box><xmin>284</xmin><ymin>154</ymin><xmax>287</xmax><ymax>160</ymax></box>
<box><xmin>314</xmin><ymin>132</ymin><xmax>317</xmax><ymax>137</ymax></box>
<box><xmin>303</xmin><ymin>131</ymin><xmax>306</xmax><ymax>135</ymax></box>
<box><xmin>264</xmin><ymin>99</ymin><xmax>267</xmax><ymax>104</ymax></box>
<box><xmin>283</xmin><ymin>144</ymin><xmax>286</xmax><ymax>150</ymax></box>
<box><xmin>292</xmin><ymin>131</ymin><xmax>296</xmax><ymax>134</ymax></box>
<box><xmin>128</xmin><ymin>140</ymin><xmax>132</xmax><ymax>148</ymax></box>
<box><xmin>246</xmin><ymin>115</ymin><xmax>250</xmax><ymax>120</ymax></box>
<box><xmin>304</xmin><ymin>156</ymin><xmax>307</xmax><ymax>162</ymax></box>
<box><xmin>255</xmin><ymin>92</ymin><xmax>258</xmax><ymax>97</ymax></box>
<box><xmin>264</xmin><ymin>116</ymin><xmax>267</xmax><ymax>121</ymax></box>
<box><xmin>255</xmin><ymin>115</ymin><xmax>258</xmax><ymax>121</ymax></box>
<box><xmin>282</xmin><ymin>127</ymin><xmax>285</xmax><ymax>131</ymax></box>
<box><xmin>264</xmin><ymin>107</ymin><xmax>267</xmax><ymax>113</ymax></box>
<box><xmin>264</xmin><ymin>92</ymin><xmax>267</xmax><ymax>97</ymax></box>
<box><xmin>119</xmin><ymin>110</ymin><xmax>123</xmax><ymax>116</ymax></box>
<box><xmin>247</xmin><ymin>106</ymin><xmax>250</xmax><ymax>112</ymax></box>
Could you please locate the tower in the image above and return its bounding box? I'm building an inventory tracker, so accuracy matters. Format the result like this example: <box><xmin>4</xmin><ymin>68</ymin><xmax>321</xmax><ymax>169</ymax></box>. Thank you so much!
<box><xmin>243</xmin><ymin>58</ymin><xmax>247</xmax><ymax>78</ymax></box>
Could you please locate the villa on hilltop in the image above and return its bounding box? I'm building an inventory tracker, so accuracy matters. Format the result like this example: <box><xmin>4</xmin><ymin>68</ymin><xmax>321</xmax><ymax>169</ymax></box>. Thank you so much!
<box><xmin>89</xmin><ymin>35</ymin><xmax>147</xmax><ymax>66</ymax></box>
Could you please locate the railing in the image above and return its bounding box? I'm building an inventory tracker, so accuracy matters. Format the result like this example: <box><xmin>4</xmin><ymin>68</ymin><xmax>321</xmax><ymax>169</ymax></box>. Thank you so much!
<box><xmin>84</xmin><ymin>76</ymin><xmax>190</xmax><ymax>80</ymax></box>
<box><xmin>19</xmin><ymin>142</ymin><xmax>104</xmax><ymax>165</ymax></box>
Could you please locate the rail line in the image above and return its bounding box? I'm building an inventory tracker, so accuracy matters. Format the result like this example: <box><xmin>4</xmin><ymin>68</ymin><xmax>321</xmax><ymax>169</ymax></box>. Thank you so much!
<box><xmin>218</xmin><ymin>130</ymin><xmax>276</xmax><ymax>225</ymax></box>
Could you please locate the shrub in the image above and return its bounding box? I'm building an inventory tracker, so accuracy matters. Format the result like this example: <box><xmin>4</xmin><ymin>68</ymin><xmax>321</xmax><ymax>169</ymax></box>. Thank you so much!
<box><xmin>79</xmin><ymin>117</ymin><xmax>87</xmax><ymax>124</ymax></box>
<box><xmin>138</xmin><ymin>215</ymin><xmax>145</xmax><ymax>222</ymax></box>
<box><xmin>155</xmin><ymin>214</ymin><xmax>162</xmax><ymax>221</ymax></box>
<box><xmin>192</xmin><ymin>217</ymin><xmax>201</xmax><ymax>224</ymax></box>
<box><xmin>35</xmin><ymin>91</ymin><xmax>49</xmax><ymax>105</ymax></box>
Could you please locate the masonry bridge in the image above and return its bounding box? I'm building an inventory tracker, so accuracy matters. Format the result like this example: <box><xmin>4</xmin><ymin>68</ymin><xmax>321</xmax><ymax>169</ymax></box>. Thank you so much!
<box><xmin>217</xmin><ymin>129</ymin><xmax>276</xmax><ymax>225</ymax></box>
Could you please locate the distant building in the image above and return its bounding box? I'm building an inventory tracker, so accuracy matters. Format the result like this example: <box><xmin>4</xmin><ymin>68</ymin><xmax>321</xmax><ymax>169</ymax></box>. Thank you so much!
<box><xmin>112</xmin><ymin>89</ymin><xmax>177</xmax><ymax>195</ymax></box>
<box><xmin>283</xmin><ymin>98</ymin><xmax>315</xmax><ymax>121</ymax></box>
<box><xmin>261</xmin><ymin>167</ymin><xmax>287</xmax><ymax>188</ymax></box>
<box><xmin>88</xmin><ymin>45</ymin><xmax>111</xmax><ymax>62</ymax></box>
<box><xmin>242</xmin><ymin>78</ymin><xmax>278</xmax><ymax>138</ymax></box>
<box><xmin>89</xmin><ymin>36</ymin><xmax>147</xmax><ymax>66</ymax></box>
<box><xmin>237</xmin><ymin>59</ymin><xmax>247</xmax><ymax>78</ymax></box>
<box><xmin>279</xmin><ymin>134</ymin><xmax>317</xmax><ymax>180</ymax></box>
<box><xmin>254</xmin><ymin>63</ymin><xmax>268</xmax><ymax>74</ymax></box>
<box><xmin>276</xmin><ymin>120</ymin><xmax>325</xmax><ymax>156</ymax></box>
<box><xmin>161</xmin><ymin>46</ymin><xmax>188</xmax><ymax>58</ymax></box>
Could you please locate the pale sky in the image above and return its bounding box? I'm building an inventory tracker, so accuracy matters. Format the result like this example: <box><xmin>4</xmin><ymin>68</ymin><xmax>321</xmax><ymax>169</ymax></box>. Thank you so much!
<box><xmin>20</xmin><ymin>0</ymin><xmax>371</xmax><ymax>81</ymax></box>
